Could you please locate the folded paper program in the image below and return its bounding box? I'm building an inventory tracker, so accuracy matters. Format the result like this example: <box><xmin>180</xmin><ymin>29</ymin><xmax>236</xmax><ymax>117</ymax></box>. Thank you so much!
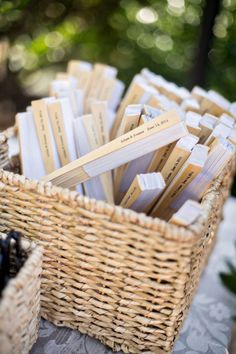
<box><xmin>15</xmin><ymin>60</ymin><xmax>235</xmax><ymax>221</ymax></box>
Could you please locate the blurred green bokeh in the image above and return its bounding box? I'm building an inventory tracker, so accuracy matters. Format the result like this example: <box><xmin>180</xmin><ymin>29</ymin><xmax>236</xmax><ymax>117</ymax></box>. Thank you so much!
<box><xmin>0</xmin><ymin>0</ymin><xmax>236</xmax><ymax>97</ymax></box>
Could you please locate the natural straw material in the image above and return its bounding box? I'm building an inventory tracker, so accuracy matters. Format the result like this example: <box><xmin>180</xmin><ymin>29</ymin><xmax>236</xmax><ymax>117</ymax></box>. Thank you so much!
<box><xmin>0</xmin><ymin>234</ymin><xmax>42</xmax><ymax>354</ymax></box>
<box><xmin>0</xmin><ymin>127</ymin><xmax>234</xmax><ymax>354</ymax></box>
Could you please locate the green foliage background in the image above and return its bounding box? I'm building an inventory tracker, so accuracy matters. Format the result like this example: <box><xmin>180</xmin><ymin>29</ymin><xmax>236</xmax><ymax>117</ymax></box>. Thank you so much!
<box><xmin>1</xmin><ymin>0</ymin><xmax>236</xmax><ymax>95</ymax></box>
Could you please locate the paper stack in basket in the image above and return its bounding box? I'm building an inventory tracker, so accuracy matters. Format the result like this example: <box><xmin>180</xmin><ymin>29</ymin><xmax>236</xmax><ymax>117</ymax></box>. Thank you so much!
<box><xmin>15</xmin><ymin>60</ymin><xmax>235</xmax><ymax>222</ymax></box>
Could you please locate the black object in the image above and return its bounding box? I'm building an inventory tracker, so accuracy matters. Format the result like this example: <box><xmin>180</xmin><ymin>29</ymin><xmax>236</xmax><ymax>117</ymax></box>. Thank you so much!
<box><xmin>0</xmin><ymin>231</ymin><xmax>27</xmax><ymax>296</ymax></box>
<box><xmin>190</xmin><ymin>0</ymin><xmax>221</xmax><ymax>88</ymax></box>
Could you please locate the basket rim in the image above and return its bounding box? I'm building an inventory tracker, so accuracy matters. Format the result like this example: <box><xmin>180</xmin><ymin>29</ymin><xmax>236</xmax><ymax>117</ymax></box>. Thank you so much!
<box><xmin>0</xmin><ymin>128</ymin><xmax>233</xmax><ymax>245</ymax></box>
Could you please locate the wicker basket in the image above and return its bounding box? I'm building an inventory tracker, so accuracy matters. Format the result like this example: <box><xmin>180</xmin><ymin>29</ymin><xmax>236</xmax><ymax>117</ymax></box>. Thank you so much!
<box><xmin>0</xmin><ymin>232</ymin><xmax>42</xmax><ymax>354</ymax></box>
<box><xmin>0</xmin><ymin>126</ymin><xmax>234</xmax><ymax>354</ymax></box>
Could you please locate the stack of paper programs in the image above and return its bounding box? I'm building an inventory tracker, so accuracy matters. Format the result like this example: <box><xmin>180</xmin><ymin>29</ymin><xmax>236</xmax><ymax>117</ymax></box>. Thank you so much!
<box><xmin>16</xmin><ymin>60</ymin><xmax>235</xmax><ymax>222</ymax></box>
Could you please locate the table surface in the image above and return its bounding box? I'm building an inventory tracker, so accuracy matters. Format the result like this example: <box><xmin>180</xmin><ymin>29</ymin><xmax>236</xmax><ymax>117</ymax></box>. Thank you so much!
<box><xmin>30</xmin><ymin>198</ymin><xmax>236</xmax><ymax>354</ymax></box>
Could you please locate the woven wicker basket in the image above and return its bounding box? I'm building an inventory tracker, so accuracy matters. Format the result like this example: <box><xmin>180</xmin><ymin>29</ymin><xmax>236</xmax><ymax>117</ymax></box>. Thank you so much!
<box><xmin>0</xmin><ymin>232</ymin><xmax>42</xmax><ymax>354</ymax></box>
<box><xmin>0</xmin><ymin>126</ymin><xmax>234</xmax><ymax>354</ymax></box>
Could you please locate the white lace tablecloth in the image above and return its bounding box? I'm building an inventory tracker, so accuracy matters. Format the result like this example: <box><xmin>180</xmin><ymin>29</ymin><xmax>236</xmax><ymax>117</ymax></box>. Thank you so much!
<box><xmin>30</xmin><ymin>198</ymin><xmax>236</xmax><ymax>354</ymax></box>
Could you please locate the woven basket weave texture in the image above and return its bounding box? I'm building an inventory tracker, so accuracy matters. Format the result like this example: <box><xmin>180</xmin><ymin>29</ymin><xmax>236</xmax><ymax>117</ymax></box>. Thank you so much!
<box><xmin>0</xmin><ymin>234</ymin><xmax>42</xmax><ymax>354</ymax></box>
<box><xmin>0</xmin><ymin>127</ymin><xmax>234</xmax><ymax>354</ymax></box>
